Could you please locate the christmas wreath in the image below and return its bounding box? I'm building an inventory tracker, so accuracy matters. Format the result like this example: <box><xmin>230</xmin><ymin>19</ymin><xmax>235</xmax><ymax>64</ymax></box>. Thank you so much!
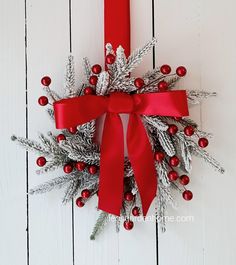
<box><xmin>12</xmin><ymin>0</ymin><xmax>225</xmax><ymax>240</ymax></box>
<box><xmin>12</xmin><ymin>38</ymin><xmax>224</xmax><ymax>239</ymax></box>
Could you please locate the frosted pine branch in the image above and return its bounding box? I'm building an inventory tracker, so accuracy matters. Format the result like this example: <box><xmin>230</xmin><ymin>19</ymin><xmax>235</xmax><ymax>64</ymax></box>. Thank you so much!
<box><xmin>143</xmin><ymin>116</ymin><xmax>168</xmax><ymax>131</ymax></box>
<box><xmin>110</xmin><ymin>38</ymin><xmax>157</xmax><ymax>87</ymax></box>
<box><xmin>177</xmin><ymin>132</ymin><xmax>224</xmax><ymax>173</ymax></box>
<box><xmin>64</xmin><ymin>55</ymin><xmax>76</xmax><ymax>97</ymax></box>
<box><xmin>43</xmin><ymin>86</ymin><xmax>61</xmax><ymax>102</ymax></box>
<box><xmin>96</xmin><ymin>71</ymin><xmax>110</xmax><ymax>95</ymax></box>
<box><xmin>156</xmin><ymin>161</ymin><xmax>170</xmax><ymax>187</ymax></box>
<box><xmin>36</xmin><ymin>158</ymin><xmax>67</xmax><ymax>174</ymax></box>
<box><xmin>90</xmin><ymin>211</ymin><xmax>109</xmax><ymax>240</ymax></box>
<box><xmin>29</xmin><ymin>174</ymin><xmax>76</xmax><ymax>195</ymax></box>
<box><xmin>46</xmin><ymin>108</ymin><xmax>55</xmax><ymax>121</ymax></box>
<box><xmin>11</xmin><ymin>135</ymin><xmax>50</xmax><ymax>156</ymax></box>
<box><xmin>187</xmin><ymin>90</ymin><xmax>217</xmax><ymax>104</ymax></box>
<box><xmin>179</xmin><ymin>139</ymin><xmax>192</xmax><ymax>172</ymax></box>
<box><xmin>83</xmin><ymin>57</ymin><xmax>92</xmax><ymax>82</ymax></box>
<box><xmin>62</xmin><ymin>179</ymin><xmax>80</xmax><ymax>204</ymax></box>
<box><xmin>157</xmin><ymin>131</ymin><xmax>176</xmax><ymax>156</ymax></box>
<box><xmin>116</xmin><ymin>45</ymin><xmax>127</xmax><ymax>73</ymax></box>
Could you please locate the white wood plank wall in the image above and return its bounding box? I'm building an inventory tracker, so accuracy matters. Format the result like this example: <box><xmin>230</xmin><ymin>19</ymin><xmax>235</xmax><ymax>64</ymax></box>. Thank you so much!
<box><xmin>1</xmin><ymin>0</ymin><xmax>235</xmax><ymax>264</ymax></box>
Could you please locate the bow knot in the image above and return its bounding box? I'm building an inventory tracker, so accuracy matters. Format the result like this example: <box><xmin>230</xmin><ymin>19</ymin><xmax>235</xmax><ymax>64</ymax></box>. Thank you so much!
<box><xmin>108</xmin><ymin>92</ymin><xmax>134</xmax><ymax>113</ymax></box>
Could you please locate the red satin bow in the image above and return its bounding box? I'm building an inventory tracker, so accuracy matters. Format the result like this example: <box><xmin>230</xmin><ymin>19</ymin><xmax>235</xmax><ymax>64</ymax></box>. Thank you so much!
<box><xmin>54</xmin><ymin>91</ymin><xmax>189</xmax><ymax>216</ymax></box>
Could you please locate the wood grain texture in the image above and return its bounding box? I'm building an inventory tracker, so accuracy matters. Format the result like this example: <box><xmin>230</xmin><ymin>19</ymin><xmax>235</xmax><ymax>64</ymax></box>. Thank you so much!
<box><xmin>0</xmin><ymin>1</ymin><xmax>27</xmax><ymax>264</ymax></box>
<box><xmin>1</xmin><ymin>0</ymin><xmax>236</xmax><ymax>264</ymax></box>
<box><xmin>26</xmin><ymin>1</ymin><xmax>73</xmax><ymax>265</ymax></box>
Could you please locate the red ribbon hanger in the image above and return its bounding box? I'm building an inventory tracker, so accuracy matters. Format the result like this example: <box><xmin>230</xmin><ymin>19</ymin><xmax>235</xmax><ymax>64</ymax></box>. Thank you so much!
<box><xmin>53</xmin><ymin>0</ymin><xmax>189</xmax><ymax>216</ymax></box>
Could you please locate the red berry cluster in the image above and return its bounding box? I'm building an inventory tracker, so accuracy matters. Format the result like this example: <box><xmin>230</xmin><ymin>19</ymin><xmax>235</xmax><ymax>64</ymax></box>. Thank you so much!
<box><xmin>155</xmin><ymin>65</ymin><xmax>187</xmax><ymax>92</ymax></box>
<box><xmin>83</xmin><ymin>64</ymin><xmax>103</xmax><ymax>95</ymax></box>
<box><xmin>38</xmin><ymin>76</ymin><xmax>52</xmax><ymax>107</ymax></box>
<box><xmin>76</xmin><ymin>189</ymin><xmax>92</xmax><ymax>208</ymax></box>
<box><xmin>120</xmin><ymin>191</ymin><xmax>141</xmax><ymax>231</ymax></box>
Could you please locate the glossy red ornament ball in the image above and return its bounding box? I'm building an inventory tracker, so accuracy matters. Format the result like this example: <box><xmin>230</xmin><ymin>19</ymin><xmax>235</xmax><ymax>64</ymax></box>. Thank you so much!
<box><xmin>198</xmin><ymin>138</ymin><xmax>209</xmax><ymax>148</ymax></box>
<box><xmin>169</xmin><ymin>156</ymin><xmax>180</xmax><ymax>167</ymax></box>
<box><xmin>160</xmin><ymin>64</ymin><xmax>171</xmax><ymax>75</ymax></box>
<box><xmin>106</xmin><ymin>54</ymin><xmax>116</xmax><ymax>64</ymax></box>
<box><xmin>124</xmin><ymin>191</ymin><xmax>134</xmax><ymax>201</ymax></box>
<box><xmin>81</xmin><ymin>189</ymin><xmax>91</xmax><ymax>199</ymax></box>
<box><xmin>63</xmin><ymin>164</ymin><xmax>73</xmax><ymax>174</ymax></box>
<box><xmin>68</xmin><ymin>127</ymin><xmax>77</xmax><ymax>134</ymax></box>
<box><xmin>134</xmin><ymin>78</ymin><xmax>145</xmax><ymax>89</ymax></box>
<box><xmin>179</xmin><ymin>175</ymin><xmax>190</xmax><ymax>186</ymax></box>
<box><xmin>84</xmin><ymin>86</ymin><xmax>95</xmax><ymax>95</ymax></box>
<box><xmin>38</xmin><ymin>96</ymin><xmax>48</xmax><ymax>106</ymax></box>
<box><xmin>167</xmin><ymin>124</ymin><xmax>178</xmax><ymax>135</ymax></box>
<box><xmin>56</xmin><ymin>134</ymin><xmax>66</xmax><ymax>142</ymax></box>
<box><xmin>88</xmin><ymin>165</ymin><xmax>98</xmax><ymax>175</ymax></box>
<box><xmin>182</xmin><ymin>190</ymin><xmax>193</xmax><ymax>201</ymax></box>
<box><xmin>154</xmin><ymin>151</ymin><xmax>165</xmax><ymax>162</ymax></box>
<box><xmin>123</xmin><ymin>220</ymin><xmax>134</xmax><ymax>230</ymax></box>
<box><xmin>76</xmin><ymin>197</ymin><xmax>85</xmax><ymax>207</ymax></box>
<box><xmin>41</xmin><ymin>76</ymin><xmax>51</xmax><ymax>86</ymax></box>
<box><xmin>157</xmin><ymin>80</ymin><xmax>168</xmax><ymax>91</ymax></box>
<box><xmin>168</xmin><ymin>170</ymin><xmax>179</xmax><ymax>181</ymax></box>
<box><xmin>184</xmin><ymin>126</ymin><xmax>195</xmax><ymax>136</ymax></box>
<box><xmin>89</xmin><ymin>75</ymin><xmax>98</xmax><ymax>86</ymax></box>
<box><xmin>75</xmin><ymin>161</ymin><xmax>86</xmax><ymax>171</ymax></box>
<box><xmin>91</xmin><ymin>64</ymin><xmax>102</xmax><ymax>74</ymax></box>
<box><xmin>176</xmin><ymin>66</ymin><xmax>187</xmax><ymax>77</ymax></box>
<box><xmin>36</xmin><ymin>156</ymin><xmax>46</xmax><ymax>167</ymax></box>
<box><xmin>132</xmin><ymin>206</ymin><xmax>140</xmax><ymax>216</ymax></box>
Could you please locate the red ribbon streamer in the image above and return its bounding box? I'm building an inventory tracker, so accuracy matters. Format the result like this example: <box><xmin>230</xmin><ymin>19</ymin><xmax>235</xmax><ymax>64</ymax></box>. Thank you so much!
<box><xmin>54</xmin><ymin>91</ymin><xmax>189</xmax><ymax>216</ymax></box>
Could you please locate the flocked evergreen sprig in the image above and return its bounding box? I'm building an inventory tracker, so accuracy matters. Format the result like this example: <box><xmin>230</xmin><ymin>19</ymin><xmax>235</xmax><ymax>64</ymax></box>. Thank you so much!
<box><xmin>12</xmin><ymin>38</ymin><xmax>224</xmax><ymax>239</ymax></box>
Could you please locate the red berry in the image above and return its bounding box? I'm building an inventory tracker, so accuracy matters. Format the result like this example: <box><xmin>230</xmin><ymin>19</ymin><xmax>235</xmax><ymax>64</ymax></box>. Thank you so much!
<box><xmin>198</xmin><ymin>138</ymin><xmax>209</xmax><ymax>148</ymax></box>
<box><xmin>56</xmin><ymin>134</ymin><xmax>66</xmax><ymax>142</ymax></box>
<box><xmin>88</xmin><ymin>165</ymin><xmax>98</xmax><ymax>175</ymax></box>
<box><xmin>41</xmin><ymin>76</ymin><xmax>51</xmax><ymax>86</ymax></box>
<box><xmin>81</xmin><ymin>189</ymin><xmax>91</xmax><ymax>199</ymax></box>
<box><xmin>160</xmin><ymin>64</ymin><xmax>171</xmax><ymax>75</ymax></box>
<box><xmin>124</xmin><ymin>191</ymin><xmax>134</xmax><ymax>201</ymax></box>
<box><xmin>76</xmin><ymin>197</ymin><xmax>85</xmax><ymax>207</ymax></box>
<box><xmin>179</xmin><ymin>175</ymin><xmax>190</xmax><ymax>186</ymax></box>
<box><xmin>167</xmin><ymin>124</ymin><xmax>178</xmax><ymax>135</ymax></box>
<box><xmin>183</xmin><ymin>190</ymin><xmax>193</xmax><ymax>201</ymax></box>
<box><xmin>168</xmin><ymin>170</ymin><xmax>179</xmax><ymax>181</ymax></box>
<box><xmin>63</xmin><ymin>164</ymin><xmax>73</xmax><ymax>174</ymax></box>
<box><xmin>84</xmin><ymin>86</ymin><xmax>95</xmax><ymax>95</ymax></box>
<box><xmin>36</xmin><ymin>156</ymin><xmax>47</xmax><ymax>167</ymax></box>
<box><xmin>68</xmin><ymin>127</ymin><xmax>77</xmax><ymax>134</ymax></box>
<box><xmin>91</xmin><ymin>64</ymin><xmax>102</xmax><ymax>74</ymax></box>
<box><xmin>38</xmin><ymin>96</ymin><xmax>48</xmax><ymax>106</ymax></box>
<box><xmin>184</xmin><ymin>126</ymin><xmax>194</xmax><ymax>136</ymax></box>
<box><xmin>169</xmin><ymin>156</ymin><xmax>180</xmax><ymax>167</ymax></box>
<box><xmin>134</xmin><ymin>78</ymin><xmax>145</xmax><ymax>89</ymax></box>
<box><xmin>157</xmin><ymin>81</ymin><xmax>168</xmax><ymax>91</ymax></box>
<box><xmin>89</xmin><ymin>75</ymin><xmax>98</xmax><ymax>86</ymax></box>
<box><xmin>132</xmin><ymin>206</ymin><xmax>140</xmax><ymax>216</ymax></box>
<box><xmin>75</xmin><ymin>161</ymin><xmax>86</xmax><ymax>171</ymax></box>
<box><xmin>176</xmin><ymin>66</ymin><xmax>187</xmax><ymax>77</ymax></box>
<box><xmin>174</xmin><ymin>117</ymin><xmax>182</xmax><ymax>121</ymax></box>
<box><xmin>106</xmin><ymin>54</ymin><xmax>116</xmax><ymax>64</ymax></box>
<box><xmin>154</xmin><ymin>151</ymin><xmax>165</xmax><ymax>162</ymax></box>
<box><xmin>123</xmin><ymin>220</ymin><xmax>134</xmax><ymax>230</ymax></box>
